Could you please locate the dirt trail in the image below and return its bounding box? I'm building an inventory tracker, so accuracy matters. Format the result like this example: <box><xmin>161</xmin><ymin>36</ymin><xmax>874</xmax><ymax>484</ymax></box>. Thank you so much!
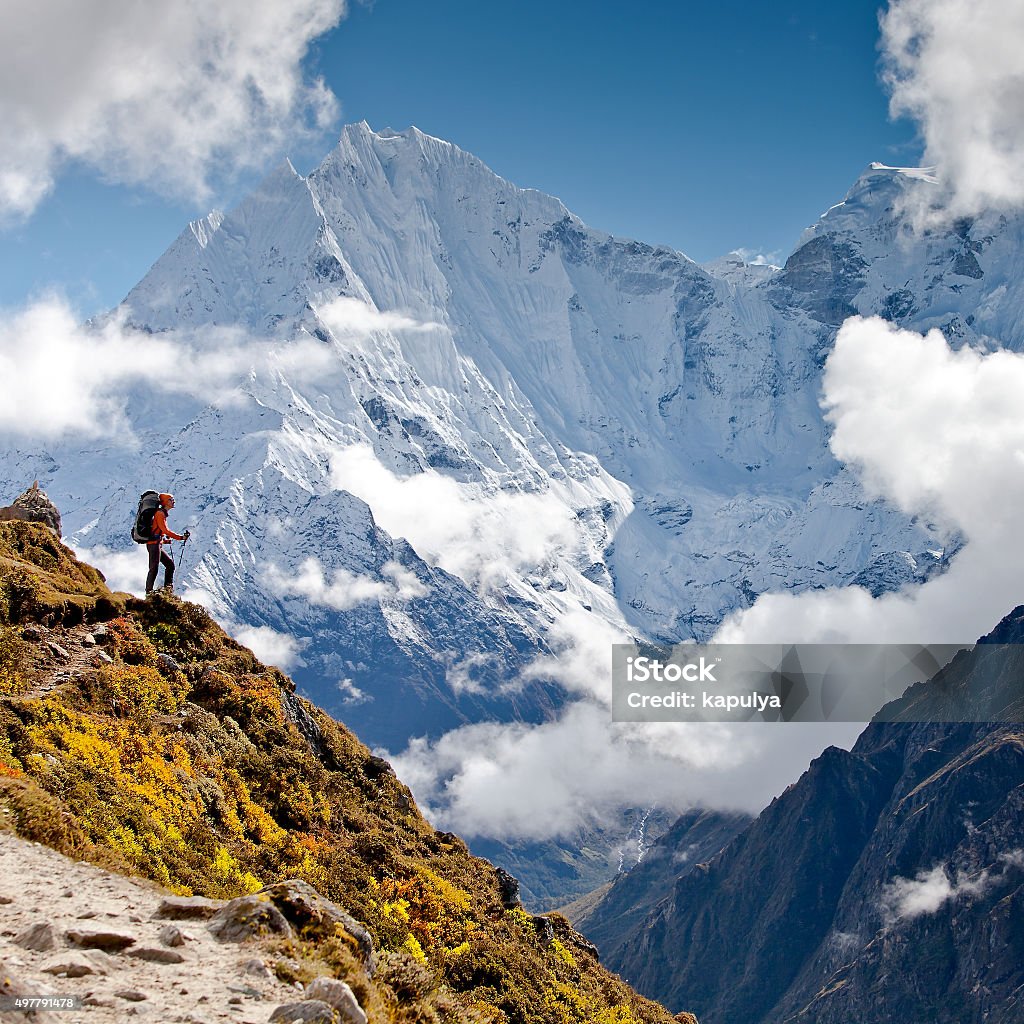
<box><xmin>0</xmin><ymin>832</ymin><xmax>304</xmax><ymax>1024</ymax></box>
<box><xmin>20</xmin><ymin>624</ymin><xmax>106</xmax><ymax>702</ymax></box>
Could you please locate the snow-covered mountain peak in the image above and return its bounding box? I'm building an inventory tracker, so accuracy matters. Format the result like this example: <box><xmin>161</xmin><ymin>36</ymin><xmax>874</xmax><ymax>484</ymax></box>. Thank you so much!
<box><xmin>7</xmin><ymin>126</ymin><xmax>989</xmax><ymax>755</ymax></box>
<box><xmin>776</xmin><ymin>159</ymin><xmax>1024</xmax><ymax>346</ymax></box>
<box><xmin>702</xmin><ymin>251</ymin><xmax>780</xmax><ymax>288</ymax></box>
<box><xmin>322</xmin><ymin>120</ymin><xmax>580</xmax><ymax>243</ymax></box>
<box><xmin>793</xmin><ymin>163</ymin><xmax>938</xmax><ymax>251</ymax></box>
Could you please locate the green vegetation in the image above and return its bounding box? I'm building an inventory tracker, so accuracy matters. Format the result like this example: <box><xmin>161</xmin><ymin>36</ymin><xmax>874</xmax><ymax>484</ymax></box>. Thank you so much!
<box><xmin>0</xmin><ymin>521</ymin><xmax>674</xmax><ymax>1024</ymax></box>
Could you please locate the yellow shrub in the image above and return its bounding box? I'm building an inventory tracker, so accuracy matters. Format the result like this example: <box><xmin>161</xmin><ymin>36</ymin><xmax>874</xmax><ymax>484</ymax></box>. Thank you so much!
<box><xmin>0</xmin><ymin>626</ymin><xmax>28</xmax><ymax>697</ymax></box>
<box><xmin>593</xmin><ymin>1006</ymin><xmax>637</xmax><ymax>1024</ymax></box>
<box><xmin>211</xmin><ymin>845</ymin><xmax>262</xmax><ymax>893</ymax></box>
<box><xmin>403</xmin><ymin>934</ymin><xmax>427</xmax><ymax>964</ymax></box>
<box><xmin>109</xmin><ymin>617</ymin><xmax>158</xmax><ymax>667</ymax></box>
<box><xmin>551</xmin><ymin>938</ymin><xmax>577</xmax><ymax>968</ymax></box>
<box><xmin>93</xmin><ymin>663</ymin><xmax>187</xmax><ymax>718</ymax></box>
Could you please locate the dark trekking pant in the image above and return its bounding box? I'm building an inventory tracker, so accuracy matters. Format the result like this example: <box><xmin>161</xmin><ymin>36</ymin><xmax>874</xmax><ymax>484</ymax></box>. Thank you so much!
<box><xmin>146</xmin><ymin>543</ymin><xmax>175</xmax><ymax>593</ymax></box>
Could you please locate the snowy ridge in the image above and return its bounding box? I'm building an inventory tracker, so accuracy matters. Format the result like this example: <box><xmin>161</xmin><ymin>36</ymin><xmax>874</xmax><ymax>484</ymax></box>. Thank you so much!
<box><xmin>6</xmin><ymin>124</ymin><xmax>1019</xmax><ymax>751</ymax></box>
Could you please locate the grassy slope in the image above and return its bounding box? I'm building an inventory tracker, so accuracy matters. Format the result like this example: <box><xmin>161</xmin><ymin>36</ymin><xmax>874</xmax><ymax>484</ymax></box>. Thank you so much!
<box><xmin>0</xmin><ymin>521</ymin><xmax>677</xmax><ymax>1024</ymax></box>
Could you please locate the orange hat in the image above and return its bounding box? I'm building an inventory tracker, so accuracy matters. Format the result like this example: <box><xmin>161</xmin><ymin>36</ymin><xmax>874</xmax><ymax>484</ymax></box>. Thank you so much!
<box><xmin>159</xmin><ymin>493</ymin><xmax>175</xmax><ymax>508</ymax></box>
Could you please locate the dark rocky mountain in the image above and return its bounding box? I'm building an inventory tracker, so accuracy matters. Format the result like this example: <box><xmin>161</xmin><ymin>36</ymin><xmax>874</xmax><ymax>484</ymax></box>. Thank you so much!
<box><xmin>563</xmin><ymin>808</ymin><xmax>751</xmax><ymax>960</ymax></box>
<box><xmin>577</xmin><ymin>609</ymin><xmax>1024</xmax><ymax>1023</ymax></box>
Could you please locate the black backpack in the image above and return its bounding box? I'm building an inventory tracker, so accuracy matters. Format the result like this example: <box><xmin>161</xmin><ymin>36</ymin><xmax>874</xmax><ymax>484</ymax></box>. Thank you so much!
<box><xmin>131</xmin><ymin>490</ymin><xmax>161</xmax><ymax>544</ymax></box>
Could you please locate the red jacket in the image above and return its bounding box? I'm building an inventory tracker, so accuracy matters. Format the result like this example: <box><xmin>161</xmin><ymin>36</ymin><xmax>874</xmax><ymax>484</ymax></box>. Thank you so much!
<box><xmin>149</xmin><ymin>509</ymin><xmax>184</xmax><ymax>544</ymax></box>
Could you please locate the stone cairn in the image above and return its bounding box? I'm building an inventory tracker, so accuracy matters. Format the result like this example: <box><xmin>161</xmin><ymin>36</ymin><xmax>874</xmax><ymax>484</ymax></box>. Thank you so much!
<box><xmin>0</xmin><ymin>481</ymin><xmax>62</xmax><ymax>538</ymax></box>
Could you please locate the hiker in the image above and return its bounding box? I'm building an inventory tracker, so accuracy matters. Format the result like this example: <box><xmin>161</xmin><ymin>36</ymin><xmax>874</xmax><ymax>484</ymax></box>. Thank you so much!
<box><xmin>143</xmin><ymin>493</ymin><xmax>190</xmax><ymax>594</ymax></box>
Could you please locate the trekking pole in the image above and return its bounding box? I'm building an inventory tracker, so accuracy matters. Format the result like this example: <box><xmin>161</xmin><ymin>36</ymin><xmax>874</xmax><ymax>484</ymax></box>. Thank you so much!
<box><xmin>178</xmin><ymin>534</ymin><xmax>190</xmax><ymax>577</ymax></box>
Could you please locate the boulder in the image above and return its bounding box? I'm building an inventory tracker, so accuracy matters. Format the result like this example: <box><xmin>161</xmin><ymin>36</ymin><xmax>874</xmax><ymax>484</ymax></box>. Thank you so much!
<box><xmin>65</xmin><ymin>927</ymin><xmax>137</xmax><ymax>951</ymax></box>
<box><xmin>113</xmin><ymin>990</ymin><xmax>149</xmax><ymax>1002</ymax></box>
<box><xmin>40</xmin><ymin>950</ymin><xmax>114</xmax><ymax>978</ymax></box>
<box><xmin>269</xmin><ymin>1001</ymin><xmax>338</xmax><ymax>1023</ymax></box>
<box><xmin>157</xmin><ymin>924</ymin><xmax>187</xmax><ymax>947</ymax></box>
<box><xmin>207</xmin><ymin>894</ymin><xmax>293</xmax><ymax>943</ymax></box>
<box><xmin>306</xmin><ymin>978</ymin><xmax>367</xmax><ymax>1024</ymax></box>
<box><xmin>157</xmin><ymin>652</ymin><xmax>182</xmax><ymax>675</ymax></box>
<box><xmin>259</xmin><ymin>880</ymin><xmax>374</xmax><ymax>966</ymax></box>
<box><xmin>14</xmin><ymin>921</ymin><xmax>57</xmax><ymax>951</ymax></box>
<box><xmin>495</xmin><ymin>867</ymin><xmax>521</xmax><ymax>909</ymax></box>
<box><xmin>531</xmin><ymin>914</ymin><xmax>555</xmax><ymax>946</ymax></box>
<box><xmin>45</xmin><ymin>641</ymin><xmax>70</xmax><ymax>661</ymax></box>
<box><xmin>155</xmin><ymin>895</ymin><xmax>225</xmax><ymax>920</ymax></box>
<box><xmin>243</xmin><ymin>957</ymin><xmax>274</xmax><ymax>980</ymax></box>
<box><xmin>127</xmin><ymin>945</ymin><xmax>187</xmax><ymax>964</ymax></box>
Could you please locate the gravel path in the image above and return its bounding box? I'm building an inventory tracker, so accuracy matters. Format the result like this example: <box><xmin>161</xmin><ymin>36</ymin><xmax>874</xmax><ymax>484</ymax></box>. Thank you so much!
<box><xmin>0</xmin><ymin>831</ymin><xmax>302</xmax><ymax>1024</ymax></box>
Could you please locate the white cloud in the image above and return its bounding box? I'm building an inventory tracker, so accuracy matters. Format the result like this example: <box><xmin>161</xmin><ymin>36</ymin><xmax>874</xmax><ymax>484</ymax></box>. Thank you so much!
<box><xmin>383</xmin><ymin>560</ymin><xmax>429</xmax><ymax>601</ymax></box>
<box><xmin>879</xmin><ymin>854</ymin><xmax>1024</xmax><ymax>925</ymax></box>
<box><xmin>389</xmin><ymin>700</ymin><xmax>860</xmax><ymax>841</ymax></box>
<box><xmin>0</xmin><ymin>0</ymin><xmax>345</xmax><ymax>219</ymax></box>
<box><xmin>327</xmin><ymin>442</ymin><xmax>864</xmax><ymax>841</ymax></box>
<box><xmin>520</xmin><ymin>606</ymin><xmax>630</xmax><ymax>700</ymax></box>
<box><xmin>72</xmin><ymin>544</ymin><xmax>148</xmax><ymax>597</ymax></box>
<box><xmin>266</xmin><ymin>555</ymin><xmax>426</xmax><ymax>611</ymax></box>
<box><xmin>1000</xmin><ymin>849</ymin><xmax>1024</xmax><ymax>870</ymax></box>
<box><xmin>717</xmin><ymin>316</ymin><xmax>1024</xmax><ymax>645</ymax></box>
<box><xmin>231</xmin><ymin>624</ymin><xmax>302</xmax><ymax>672</ymax></box>
<box><xmin>330</xmin><ymin>445</ymin><xmax>582</xmax><ymax>589</ymax></box>
<box><xmin>317</xmin><ymin>297</ymin><xmax>443</xmax><ymax>338</ymax></box>
<box><xmin>881</xmin><ymin>0</ymin><xmax>1024</xmax><ymax>217</ymax></box>
<box><xmin>882</xmin><ymin>864</ymin><xmax>957</xmax><ymax>922</ymax></box>
<box><xmin>336</xmin><ymin>678</ymin><xmax>371</xmax><ymax>705</ymax></box>
<box><xmin>732</xmin><ymin>248</ymin><xmax>783</xmax><ymax>268</ymax></box>
<box><xmin>0</xmin><ymin>296</ymin><xmax>338</xmax><ymax>440</ymax></box>
<box><xmin>266</xmin><ymin>557</ymin><xmax>390</xmax><ymax>611</ymax></box>
<box><xmin>445</xmin><ymin>652</ymin><xmax>494</xmax><ymax>697</ymax></box>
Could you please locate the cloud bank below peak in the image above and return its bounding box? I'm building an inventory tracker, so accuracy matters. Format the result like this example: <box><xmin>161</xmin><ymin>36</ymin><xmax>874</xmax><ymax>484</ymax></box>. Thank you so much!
<box><xmin>717</xmin><ymin>315</ymin><xmax>1024</xmax><ymax>646</ymax></box>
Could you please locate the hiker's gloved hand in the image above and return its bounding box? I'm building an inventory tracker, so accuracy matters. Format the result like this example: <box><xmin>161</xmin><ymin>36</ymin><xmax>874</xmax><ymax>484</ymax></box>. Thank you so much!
<box><xmin>183</xmin><ymin>530</ymin><xmax>191</xmax><ymax>540</ymax></box>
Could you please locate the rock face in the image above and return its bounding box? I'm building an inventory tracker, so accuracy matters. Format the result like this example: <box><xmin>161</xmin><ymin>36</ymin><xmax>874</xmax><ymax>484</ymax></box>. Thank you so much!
<box><xmin>0</xmin><ymin>482</ymin><xmax>62</xmax><ymax>537</ymax></box>
<box><xmin>591</xmin><ymin>607</ymin><xmax>1024</xmax><ymax>1024</ymax></box>
<box><xmin>206</xmin><ymin>894</ymin><xmax>293</xmax><ymax>943</ymax></box>
<box><xmin>566</xmin><ymin>808</ymin><xmax>752</xmax><ymax>966</ymax></box>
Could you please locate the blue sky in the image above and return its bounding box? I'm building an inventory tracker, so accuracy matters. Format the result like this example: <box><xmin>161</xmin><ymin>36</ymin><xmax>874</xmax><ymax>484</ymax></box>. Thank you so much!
<box><xmin>1</xmin><ymin>0</ymin><xmax>918</xmax><ymax>315</ymax></box>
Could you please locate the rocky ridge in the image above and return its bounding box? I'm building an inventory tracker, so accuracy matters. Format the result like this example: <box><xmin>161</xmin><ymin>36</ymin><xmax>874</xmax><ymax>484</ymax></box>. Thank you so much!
<box><xmin>0</xmin><ymin>518</ymin><xmax>679</xmax><ymax>1024</ymax></box>
<box><xmin>0</xmin><ymin>484</ymin><xmax>61</xmax><ymax>539</ymax></box>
